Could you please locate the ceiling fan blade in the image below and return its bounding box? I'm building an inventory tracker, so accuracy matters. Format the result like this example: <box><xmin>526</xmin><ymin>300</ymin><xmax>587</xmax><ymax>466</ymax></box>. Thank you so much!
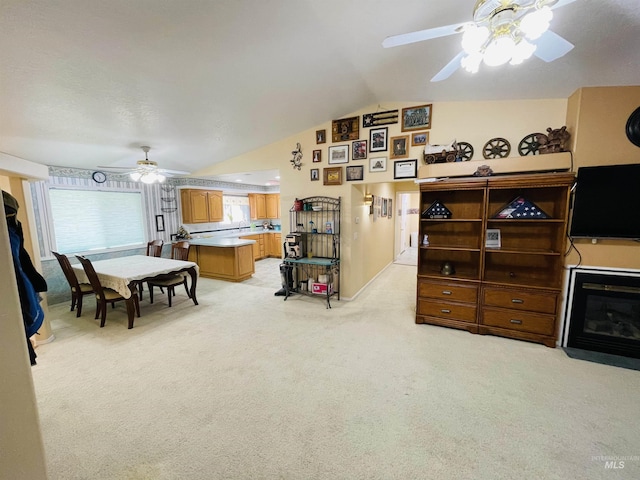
<box><xmin>157</xmin><ymin>168</ymin><xmax>190</xmax><ymax>175</ymax></box>
<box><xmin>383</xmin><ymin>22</ymin><xmax>468</xmax><ymax>48</ymax></box>
<box><xmin>551</xmin><ymin>0</ymin><xmax>579</xmax><ymax>10</ymax></box>
<box><xmin>431</xmin><ymin>51</ymin><xmax>465</xmax><ymax>82</ymax></box>
<box><xmin>96</xmin><ymin>166</ymin><xmax>135</xmax><ymax>172</ymax></box>
<box><xmin>533</xmin><ymin>30</ymin><xmax>574</xmax><ymax>63</ymax></box>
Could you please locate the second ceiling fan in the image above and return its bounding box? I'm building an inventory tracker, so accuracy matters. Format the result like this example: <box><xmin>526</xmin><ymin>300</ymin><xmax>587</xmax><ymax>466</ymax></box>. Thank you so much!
<box><xmin>98</xmin><ymin>146</ymin><xmax>190</xmax><ymax>183</ymax></box>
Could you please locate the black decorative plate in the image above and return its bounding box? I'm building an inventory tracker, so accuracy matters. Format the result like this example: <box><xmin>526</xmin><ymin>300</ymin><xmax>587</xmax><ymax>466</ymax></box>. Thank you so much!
<box><xmin>626</xmin><ymin>106</ymin><xmax>640</xmax><ymax>148</ymax></box>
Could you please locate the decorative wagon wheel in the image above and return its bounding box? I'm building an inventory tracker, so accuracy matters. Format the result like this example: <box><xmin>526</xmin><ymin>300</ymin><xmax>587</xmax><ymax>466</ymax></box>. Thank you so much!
<box><xmin>424</xmin><ymin>153</ymin><xmax>437</xmax><ymax>164</ymax></box>
<box><xmin>482</xmin><ymin>137</ymin><xmax>511</xmax><ymax>159</ymax></box>
<box><xmin>445</xmin><ymin>152</ymin><xmax>456</xmax><ymax>162</ymax></box>
<box><xmin>456</xmin><ymin>141</ymin><xmax>474</xmax><ymax>161</ymax></box>
<box><xmin>518</xmin><ymin>133</ymin><xmax>543</xmax><ymax>156</ymax></box>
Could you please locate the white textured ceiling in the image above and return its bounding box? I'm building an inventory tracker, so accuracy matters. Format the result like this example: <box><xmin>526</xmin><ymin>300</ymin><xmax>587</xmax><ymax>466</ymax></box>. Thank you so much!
<box><xmin>1</xmin><ymin>0</ymin><xmax>639</xmax><ymax>182</ymax></box>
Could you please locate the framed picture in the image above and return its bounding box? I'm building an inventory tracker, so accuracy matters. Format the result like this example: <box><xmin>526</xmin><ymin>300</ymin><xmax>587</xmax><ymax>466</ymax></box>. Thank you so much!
<box><xmin>401</xmin><ymin>104</ymin><xmax>432</xmax><ymax>132</ymax></box>
<box><xmin>393</xmin><ymin>159</ymin><xmax>418</xmax><ymax>179</ymax></box>
<box><xmin>332</xmin><ymin>116</ymin><xmax>359</xmax><ymax>143</ymax></box>
<box><xmin>352</xmin><ymin>140</ymin><xmax>367</xmax><ymax>160</ymax></box>
<box><xmin>411</xmin><ymin>131</ymin><xmax>429</xmax><ymax>146</ymax></box>
<box><xmin>328</xmin><ymin>145</ymin><xmax>349</xmax><ymax>164</ymax></box>
<box><xmin>382</xmin><ymin>198</ymin><xmax>388</xmax><ymax>217</ymax></box>
<box><xmin>346</xmin><ymin>165</ymin><xmax>364</xmax><ymax>181</ymax></box>
<box><xmin>486</xmin><ymin>229</ymin><xmax>501</xmax><ymax>248</ymax></box>
<box><xmin>369</xmin><ymin>156</ymin><xmax>387</xmax><ymax>172</ymax></box>
<box><xmin>388</xmin><ymin>199</ymin><xmax>393</xmax><ymax>218</ymax></box>
<box><xmin>369</xmin><ymin>127</ymin><xmax>388</xmax><ymax>152</ymax></box>
<box><xmin>310</xmin><ymin>168</ymin><xmax>320</xmax><ymax>181</ymax></box>
<box><xmin>316</xmin><ymin>129</ymin><xmax>326</xmax><ymax>144</ymax></box>
<box><xmin>312</xmin><ymin>150</ymin><xmax>321</xmax><ymax>163</ymax></box>
<box><xmin>390</xmin><ymin>135</ymin><xmax>410</xmax><ymax>159</ymax></box>
<box><xmin>155</xmin><ymin>214</ymin><xmax>165</xmax><ymax>232</ymax></box>
<box><xmin>323</xmin><ymin>167</ymin><xmax>342</xmax><ymax>185</ymax></box>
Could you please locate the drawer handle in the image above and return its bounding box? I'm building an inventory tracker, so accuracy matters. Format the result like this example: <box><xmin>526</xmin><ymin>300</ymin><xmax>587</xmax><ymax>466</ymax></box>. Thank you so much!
<box><xmin>441</xmin><ymin>290</ymin><xmax>452</xmax><ymax>295</ymax></box>
<box><xmin>510</xmin><ymin>319</ymin><xmax>523</xmax><ymax>325</ymax></box>
<box><xmin>441</xmin><ymin>309</ymin><xmax>451</xmax><ymax>314</ymax></box>
<box><xmin>511</xmin><ymin>299</ymin><xmax>524</xmax><ymax>304</ymax></box>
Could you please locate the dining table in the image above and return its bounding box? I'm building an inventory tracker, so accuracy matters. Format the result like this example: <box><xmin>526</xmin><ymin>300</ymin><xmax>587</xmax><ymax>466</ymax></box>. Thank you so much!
<box><xmin>72</xmin><ymin>255</ymin><xmax>200</xmax><ymax>326</ymax></box>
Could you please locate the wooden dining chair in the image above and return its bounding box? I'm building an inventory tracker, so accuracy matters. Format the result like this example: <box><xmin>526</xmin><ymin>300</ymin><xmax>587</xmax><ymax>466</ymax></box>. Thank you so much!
<box><xmin>146</xmin><ymin>239</ymin><xmax>164</xmax><ymax>257</ymax></box>
<box><xmin>76</xmin><ymin>255</ymin><xmax>140</xmax><ymax>328</ymax></box>
<box><xmin>147</xmin><ymin>241</ymin><xmax>191</xmax><ymax>307</ymax></box>
<box><xmin>139</xmin><ymin>239</ymin><xmax>165</xmax><ymax>299</ymax></box>
<box><xmin>51</xmin><ymin>251</ymin><xmax>94</xmax><ymax>317</ymax></box>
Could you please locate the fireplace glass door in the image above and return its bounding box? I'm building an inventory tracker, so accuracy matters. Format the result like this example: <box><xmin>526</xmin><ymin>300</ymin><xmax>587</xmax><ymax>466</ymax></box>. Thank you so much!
<box><xmin>567</xmin><ymin>272</ymin><xmax>640</xmax><ymax>359</ymax></box>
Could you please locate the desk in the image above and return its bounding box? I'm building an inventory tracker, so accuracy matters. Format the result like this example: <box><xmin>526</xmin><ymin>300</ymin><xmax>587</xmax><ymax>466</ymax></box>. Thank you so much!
<box><xmin>73</xmin><ymin>255</ymin><xmax>200</xmax><ymax>305</ymax></box>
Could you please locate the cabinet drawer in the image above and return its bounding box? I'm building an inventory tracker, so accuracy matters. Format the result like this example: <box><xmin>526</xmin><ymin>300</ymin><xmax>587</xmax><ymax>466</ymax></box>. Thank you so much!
<box><xmin>483</xmin><ymin>287</ymin><xmax>557</xmax><ymax>314</ymax></box>
<box><xmin>418</xmin><ymin>299</ymin><xmax>477</xmax><ymax>323</ymax></box>
<box><xmin>481</xmin><ymin>307</ymin><xmax>555</xmax><ymax>336</ymax></box>
<box><xmin>419</xmin><ymin>280</ymin><xmax>478</xmax><ymax>303</ymax></box>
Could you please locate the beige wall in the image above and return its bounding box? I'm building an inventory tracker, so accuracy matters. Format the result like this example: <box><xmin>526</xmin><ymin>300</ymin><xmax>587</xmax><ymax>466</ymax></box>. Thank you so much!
<box><xmin>565</xmin><ymin>86</ymin><xmax>640</xmax><ymax>269</ymax></box>
<box><xmin>1</xmin><ymin>190</ymin><xmax>48</xmax><ymax>480</ymax></box>
<box><xmin>200</xmin><ymin>98</ymin><xmax>568</xmax><ymax>297</ymax></box>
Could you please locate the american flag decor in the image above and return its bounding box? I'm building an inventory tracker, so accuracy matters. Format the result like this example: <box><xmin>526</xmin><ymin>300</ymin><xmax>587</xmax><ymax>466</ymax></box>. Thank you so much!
<box><xmin>493</xmin><ymin>196</ymin><xmax>550</xmax><ymax>219</ymax></box>
<box><xmin>362</xmin><ymin>110</ymin><xmax>399</xmax><ymax>128</ymax></box>
<box><xmin>422</xmin><ymin>200</ymin><xmax>452</xmax><ymax>219</ymax></box>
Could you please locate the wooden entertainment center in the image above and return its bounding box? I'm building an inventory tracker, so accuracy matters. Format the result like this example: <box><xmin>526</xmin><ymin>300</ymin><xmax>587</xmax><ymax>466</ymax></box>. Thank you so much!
<box><xmin>416</xmin><ymin>172</ymin><xmax>574</xmax><ymax>347</ymax></box>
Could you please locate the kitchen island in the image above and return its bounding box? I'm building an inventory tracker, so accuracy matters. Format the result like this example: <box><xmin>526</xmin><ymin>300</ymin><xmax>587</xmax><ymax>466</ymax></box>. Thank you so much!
<box><xmin>187</xmin><ymin>237</ymin><xmax>256</xmax><ymax>282</ymax></box>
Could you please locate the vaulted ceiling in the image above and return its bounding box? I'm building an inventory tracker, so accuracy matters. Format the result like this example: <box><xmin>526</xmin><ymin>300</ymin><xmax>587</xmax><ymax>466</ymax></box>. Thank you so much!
<box><xmin>1</xmin><ymin>0</ymin><xmax>639</xmax><ymax>179</ymax></box>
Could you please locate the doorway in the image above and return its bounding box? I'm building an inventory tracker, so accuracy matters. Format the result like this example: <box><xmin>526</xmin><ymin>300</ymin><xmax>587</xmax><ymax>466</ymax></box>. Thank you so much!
<box><xmin>394</xmin><ymin>191</ymin><xmax>419</xmax><ymax>266</ymax></box>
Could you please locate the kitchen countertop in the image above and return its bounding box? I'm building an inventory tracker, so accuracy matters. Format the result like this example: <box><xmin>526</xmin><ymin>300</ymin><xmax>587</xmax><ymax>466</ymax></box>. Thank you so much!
<box><xmin>180</xmin><ymin>229</ymin><xmax>283</xmax><ymax>248</ymax></box>
<box><xmin>188</xmin><ymin>237</ymin><xmax>256</xmax><ymax>248</ymax></box>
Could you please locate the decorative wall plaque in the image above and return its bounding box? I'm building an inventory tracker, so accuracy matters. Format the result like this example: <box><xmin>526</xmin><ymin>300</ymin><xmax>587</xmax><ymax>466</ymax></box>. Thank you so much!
<box><xmin>362</xmin><ymin>109</ymin><xmax>399</xmax><ymax>128</ymax></box>
<box><xmin>332</xmin><ymin>116</ymin><xmax>359</xmax><ymax>143</ymax></box>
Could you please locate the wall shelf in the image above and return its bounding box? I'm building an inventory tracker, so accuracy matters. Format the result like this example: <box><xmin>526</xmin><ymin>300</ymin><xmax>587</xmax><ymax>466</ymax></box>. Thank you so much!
<box><xmin>418</xmin><ymin>152</ymin><xmax>572</xmax><ymax>180</ymax></box>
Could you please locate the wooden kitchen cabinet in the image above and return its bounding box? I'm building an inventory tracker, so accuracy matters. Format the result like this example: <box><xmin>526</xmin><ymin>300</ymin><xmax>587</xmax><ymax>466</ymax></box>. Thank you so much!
<box><xmin>181</xmin><ymin>189</ymin><xmax>223</xmax><ymax>223</ymax></box>
<box><xmin>269</xmin><ymin>233</ymin><xmax>282</xmax><ymax>257</ymax></box>
<box><xmin>240</xmin><ymin>234</ymin><xmax>265</xmax><ymax>260</ymax></box>
<box><xmin>248</xmin><ymin>194</ymin><xmax>263</xmax><ymax>219</ymax></box>
<box><xmin>266</xmin><ymin>194</ymin><xmax>280</xmax><ymax>219</ymax></box>
<box><xmin>248</xmin><ymin>193</ymin><xmax>279</xmax><ymax>220</ymax></box>
<box><xmin>190</xmin><ymin>244</ymin><xmax>255</xmax><ymax>282</ymax></box>
<box><xmin>416</xmin><ymin>172</ymin><xmax>574</xmax><ymax>347</ymax></box>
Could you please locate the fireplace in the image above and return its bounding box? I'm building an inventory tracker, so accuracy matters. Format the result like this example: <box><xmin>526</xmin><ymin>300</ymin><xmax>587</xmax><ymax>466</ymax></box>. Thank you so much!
<box><xmin>563</xmin><ymin>268</ymin><xmax>640</xmax><ymax>359</ymax></box>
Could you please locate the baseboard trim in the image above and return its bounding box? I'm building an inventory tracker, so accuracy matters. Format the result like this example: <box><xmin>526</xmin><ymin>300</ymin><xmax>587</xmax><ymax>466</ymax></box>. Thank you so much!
<box><xmin>342</xmin><ymin>260</ymin><xmax>394</xmax><ymax>301</ymax></box>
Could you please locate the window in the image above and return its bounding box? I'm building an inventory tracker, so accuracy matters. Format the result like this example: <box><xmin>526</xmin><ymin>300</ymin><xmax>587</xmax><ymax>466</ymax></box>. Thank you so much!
<box><xmin>49</xmin><ymin>188</ymin><xmax>145</xmax><ymax>253</ymax></box>
<box><xmin>222</xmin><ymin>195</ymin><xmax>250</xmax><ymax>224</ymax></box>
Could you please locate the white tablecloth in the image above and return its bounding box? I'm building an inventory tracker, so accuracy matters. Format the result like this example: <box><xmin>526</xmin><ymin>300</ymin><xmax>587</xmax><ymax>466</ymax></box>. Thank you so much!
<box><xmin>73</xmin><ymin>255</ymin><xmax>199</xmax><ymax>299</ymax></box>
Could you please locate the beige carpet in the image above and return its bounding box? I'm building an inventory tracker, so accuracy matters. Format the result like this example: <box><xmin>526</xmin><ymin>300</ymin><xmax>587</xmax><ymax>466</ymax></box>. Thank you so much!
<box><xmin>32</xmin><ymin>259</ymin><xmax>640</xmax><ymax>479</ymax></box>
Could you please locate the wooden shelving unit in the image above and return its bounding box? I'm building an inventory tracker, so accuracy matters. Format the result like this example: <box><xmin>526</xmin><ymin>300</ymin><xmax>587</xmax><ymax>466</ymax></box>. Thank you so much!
<box><xmin>416</xmin><ymin>172</ymin><xmax>574</xmax><ymax>347</ymax></box>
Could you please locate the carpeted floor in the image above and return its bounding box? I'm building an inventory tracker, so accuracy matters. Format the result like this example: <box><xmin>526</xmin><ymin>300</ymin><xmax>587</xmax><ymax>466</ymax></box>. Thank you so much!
<box><xmin>32</xmin><ymin>259</ymin><xmax>640</xmax><ymax>479</ymax></box>
<box><xmin>394</xmin><ymin>246</ymin><xmax>417</xmax><ymax>266</ymax></box>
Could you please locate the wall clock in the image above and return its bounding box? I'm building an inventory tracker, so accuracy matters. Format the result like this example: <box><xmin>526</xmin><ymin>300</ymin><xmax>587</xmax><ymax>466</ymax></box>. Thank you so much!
<box><xmin>92</xmin><ymin>171</ymin><xmax>107</xmax><ymax>183</ymax></box>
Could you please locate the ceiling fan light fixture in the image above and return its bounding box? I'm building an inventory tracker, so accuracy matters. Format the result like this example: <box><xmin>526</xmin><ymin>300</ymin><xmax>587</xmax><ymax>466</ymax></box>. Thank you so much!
<box><xmin>461</xmin><ymin>52</ymin><xmax>483</xmax><ymax>73</ymax></box>
<box><xmin>520</xmin><ymin>6</ymin><xmax>553</xmax><ymax>40</ymax></box>
<box><xmin>483</xmin><ymin>35</ymin><xmax>516</xmax><ymax>66</ymax></box>
<box><xmin>510</xmin><ymin>38</ymin><xmax>537</xmax><ymax>64</ymax></box>
<box><xmin>461</xmin><ymin>24</ymin><xmax>489</xmax><ymax>53</ymax></box>
<box><xmin>130</xmin><ymin>172</ymin><xmax>142</xmax><ymax>181</ymax></box>
<box><xmin>140</xmin><ymin>172</ymin><xmax>159</xmax><ymax>184</ymax></box>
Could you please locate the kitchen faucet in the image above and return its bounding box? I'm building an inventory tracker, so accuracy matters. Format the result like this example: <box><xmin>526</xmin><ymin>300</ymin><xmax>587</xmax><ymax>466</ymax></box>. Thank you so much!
<box><xmin>238</xmin><ymin>219</ymin><xmax>250</xmax><ymax>232</ymax></box>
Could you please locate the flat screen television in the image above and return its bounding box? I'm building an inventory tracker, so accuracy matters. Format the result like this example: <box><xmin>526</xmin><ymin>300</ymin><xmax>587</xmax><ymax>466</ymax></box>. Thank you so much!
<box><xmin>569</xmin><ymin>163</ymin><xmax>640</xmax><ymax>240</ymax></box>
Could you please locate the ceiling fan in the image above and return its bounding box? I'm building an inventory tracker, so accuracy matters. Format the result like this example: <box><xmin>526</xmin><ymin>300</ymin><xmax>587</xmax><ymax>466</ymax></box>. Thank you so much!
<box><xmin>383</xmin><ymin>0</ymin><xmax>578</xmax><ymax>82</ymax></box>
<box><xmin>98</xmin><ymin>146</ymin><xmax>190</xmax><ymax>183</ymax></box>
